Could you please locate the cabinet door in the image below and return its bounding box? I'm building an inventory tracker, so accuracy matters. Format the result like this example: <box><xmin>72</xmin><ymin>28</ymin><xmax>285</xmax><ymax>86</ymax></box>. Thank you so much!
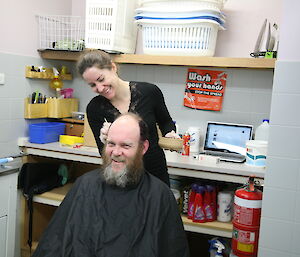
<box><xmin>65</xmin><ymin>123</ymin><xmax>84</xmax><ymax>137</ymax></box>
<box><xmin>0</xmin><ymin>176</ymin><xmax>9</xmax><ymax>217</ymax></box>
<box><xmin>0</xmin><ymin>215</ymin><xmax>7</xmax><ymax>257</ymax></box>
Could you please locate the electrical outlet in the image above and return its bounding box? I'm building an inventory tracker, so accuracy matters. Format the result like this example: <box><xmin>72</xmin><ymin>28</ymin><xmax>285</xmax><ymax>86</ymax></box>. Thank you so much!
<box><xmin>0</xmin><ymin>73</ymin><xmax>5</xmax><ymax>85</ymax></box>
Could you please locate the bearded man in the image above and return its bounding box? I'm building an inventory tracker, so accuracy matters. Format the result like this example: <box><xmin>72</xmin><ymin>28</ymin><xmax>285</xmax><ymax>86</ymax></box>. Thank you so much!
<box><xmin>32</xmin><ymin>113</ymin><xmax>190</xmax><ymax>257</ymax></box>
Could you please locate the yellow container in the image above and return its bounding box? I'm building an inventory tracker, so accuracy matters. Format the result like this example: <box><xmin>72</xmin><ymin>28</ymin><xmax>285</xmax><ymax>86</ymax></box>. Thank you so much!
<box><xmin>24</xmin><ymin>98</ymin><xmax>48</xmax><ymax>119</ymax></box>
<box><xmin>47</xmin><ymin>98</ymin><xmax>78</xmax><ymax>118</ymax></box>
<box><xmin>59</xmin><ymin>135</ymin><xmax>84</xmax><ymax>146</ymax></box>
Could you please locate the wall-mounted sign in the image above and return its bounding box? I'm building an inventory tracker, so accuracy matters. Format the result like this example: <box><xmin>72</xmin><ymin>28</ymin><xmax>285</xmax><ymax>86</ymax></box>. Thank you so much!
<box><xmin>184</xmin><ymin>68</ymin><xmax>227</xmax><ymax>111</ymax></box>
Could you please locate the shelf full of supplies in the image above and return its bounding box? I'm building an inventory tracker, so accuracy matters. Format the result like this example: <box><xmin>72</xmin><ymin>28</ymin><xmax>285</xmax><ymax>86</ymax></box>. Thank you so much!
<box><xmin>38</xmin><ymin>50</ymin><xmax>276</xmax><ymax>69</ymax></box>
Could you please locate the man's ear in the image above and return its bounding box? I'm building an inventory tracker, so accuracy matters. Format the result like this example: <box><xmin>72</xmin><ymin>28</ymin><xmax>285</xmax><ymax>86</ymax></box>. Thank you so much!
<box><xmin>142</xmin><ymin>140</ymin><xmax>149</xmax><ymax>155</ymax></box>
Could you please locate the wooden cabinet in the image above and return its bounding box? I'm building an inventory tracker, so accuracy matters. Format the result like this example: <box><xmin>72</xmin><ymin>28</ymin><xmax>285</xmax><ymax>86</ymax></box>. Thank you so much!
<box><xmin>0</xmin><ymin>161</ymin><xmax>21</xmax><ymax>257</ymax></box>
<box><xmin>61</xmin><ymin>118</ymin><xmax>84</xmax><ymax>137</ymax></box>
<box><xmin>19</xmin><ymin>141</ymin><xmax>265</xmax><ymax>256</ymax></box>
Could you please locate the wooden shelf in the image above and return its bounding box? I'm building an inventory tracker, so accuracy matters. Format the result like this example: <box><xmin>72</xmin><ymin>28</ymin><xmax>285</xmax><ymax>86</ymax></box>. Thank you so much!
<box><xmin>31</xmin><ymin>182</ymin><xmax>232</xmax><ymax>237</ymax></box>
<box><xmin>61</xmin><ymin>118</ymin><xmax>84</xmax><ymax>124</ymax></box>
<box><xmin>33</xmin><ymin>183</ymin><xmax>73</xmax><ymax>206</ymax></box>
<box><xmin>182</xmin><ymin>215</ymin><xmax>233</xmax><ymax>238</ymax></box>
<box><xmin>25</xmin><ymin>66</ymin><xmax>72</xmax><ymax>80</ymax></box>
<box><xmin>38</xmin><ymin>50</ymin><xmax>275</xmax><ymax>69</ymax></box>
<box><xmin>21</xmin><ymin>241</ymin><xmax>38</xmax><ymax>257</ymax></box>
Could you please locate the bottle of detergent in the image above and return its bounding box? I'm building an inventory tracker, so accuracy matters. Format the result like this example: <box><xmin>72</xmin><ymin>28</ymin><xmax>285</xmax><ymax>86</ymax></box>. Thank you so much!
<box><xmin>187</xmin><ymin>183</ymin><xmax>198</xmax><ymax>219</ymax></box>
<box><xmin>254</xmin><ymin>119</ymin><xmax>270</xmax><ymax>141</ymax></box>
<box><xmin>192</xmin><ymin>185</ymin><xmax>206</xmax><ymax>223</ymax></box>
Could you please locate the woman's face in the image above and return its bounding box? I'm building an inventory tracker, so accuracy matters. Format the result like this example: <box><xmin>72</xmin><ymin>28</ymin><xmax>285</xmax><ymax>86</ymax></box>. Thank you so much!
<box><xmin>82</xmin><ymin>65</ymin><xmax>119</xmax><ymax>100</ymax></box>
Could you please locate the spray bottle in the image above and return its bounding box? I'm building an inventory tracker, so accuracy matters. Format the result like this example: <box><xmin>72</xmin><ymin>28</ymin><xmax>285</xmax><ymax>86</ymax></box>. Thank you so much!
<box><xmin>0</xmin><ymin>157</ymin><xmax>13</xmax><ymax>165</ymax></box>
<box><xmin>208</xmin><ymin>238</ymin><xmax>225</xmax><ymax>257</ymax></box>
<box><xmin>49</xmin><ymin>67</ymin><xmax>63</xmax><ymax>93</ymax></box>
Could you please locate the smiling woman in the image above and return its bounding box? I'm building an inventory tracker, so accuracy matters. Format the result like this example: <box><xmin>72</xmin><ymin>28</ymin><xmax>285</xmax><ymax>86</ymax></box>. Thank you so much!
<box><xmin>77</xmin><ymin>49</ymin><xmax>179</xmax><ymax>186</ymax></box>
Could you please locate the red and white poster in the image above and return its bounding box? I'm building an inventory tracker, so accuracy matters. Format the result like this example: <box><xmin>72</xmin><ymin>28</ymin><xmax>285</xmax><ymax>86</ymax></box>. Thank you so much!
<box><xmin>184</xmin><ymin>68</ymin><xmax>227</xmax><ymax>111</ymax></box>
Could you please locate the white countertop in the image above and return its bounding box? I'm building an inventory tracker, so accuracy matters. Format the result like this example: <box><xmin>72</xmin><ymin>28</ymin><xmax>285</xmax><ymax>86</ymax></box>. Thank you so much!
<box><xmin>19</xmin><ymin>141</ymin><xmax>265</xmax><ymax>182</ymax></box>
<box><xmin>165</xmin><ymin>151</ymin><xmax>265</xmax><ymax>178</ymax></box>
<box><xmin>0</xmin><ymin>158</ymin><xmax>22</xmax><ymax>176</ymax></box>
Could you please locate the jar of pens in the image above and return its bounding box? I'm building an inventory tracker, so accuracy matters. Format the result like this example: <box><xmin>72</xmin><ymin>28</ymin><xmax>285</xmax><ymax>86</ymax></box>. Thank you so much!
<box><xmin>24</xmin><ymin>91</ymin><xmax>48</xmax><ymax>119</ymax></box>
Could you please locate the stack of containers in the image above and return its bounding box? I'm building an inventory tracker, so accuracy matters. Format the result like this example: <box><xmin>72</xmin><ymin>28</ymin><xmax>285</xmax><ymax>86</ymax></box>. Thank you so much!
<box><xmin>135</xmin><ymin>0</ymin><xmax>226</xmax><ymax>56</ymax></box>
<box><xmin>85</xmin><ymin>0</ymin><xmax>139</xmax><ymax>54</ymax></box>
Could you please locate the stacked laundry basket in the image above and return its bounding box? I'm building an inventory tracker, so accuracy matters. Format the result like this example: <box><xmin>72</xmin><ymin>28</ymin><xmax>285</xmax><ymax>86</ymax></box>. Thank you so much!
<box><xmin>135</xmin><ymin>0</ymin><xmax>227</xmax><ymax>56</ymax></box>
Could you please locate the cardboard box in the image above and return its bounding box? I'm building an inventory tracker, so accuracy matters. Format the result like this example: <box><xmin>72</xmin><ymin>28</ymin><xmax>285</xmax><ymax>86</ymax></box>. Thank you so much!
<box><xmin>47</xmin><ymin>98</ymin><xmax>78</xmax><ymax>118</ymax></box>
<box><xmin>83</xmin><ymin>114</ymin><xmax>97</xmax><ymax>148</ymax></box>
<box><xmin>24</xmin><ymin>98</ymin><xmax>79</xmax><ymax>119</ymax></box>
<box><xmin>24</xmin><ymin>98</ymin><xmax>48</xmax><ymax>119</ymax></box>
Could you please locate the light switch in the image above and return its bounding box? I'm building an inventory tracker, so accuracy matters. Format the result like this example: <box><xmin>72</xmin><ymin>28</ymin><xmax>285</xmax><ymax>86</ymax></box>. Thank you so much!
<box><xmin>0</xmin><ymin>73</ymin><xmax>5</xmax><ymax>85</ymax></box>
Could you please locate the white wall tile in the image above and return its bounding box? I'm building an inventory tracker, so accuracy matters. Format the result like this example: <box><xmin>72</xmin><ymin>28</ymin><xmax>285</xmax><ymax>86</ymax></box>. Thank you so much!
<box><xmin>154</xmin><ymin>65</ymin><xmax>175</xmax><ymax>83</ymax></box>
<box><xmin>273</xmin><ymin>61</ymin><xmax>300</xmax><ymax>94</ymax></box>
<box><xmin>0</xmin><ymin>120</ymin><xmax>11</xmax><ymax>143</ymax></box>
<box><xmin>294</xmin><ymin>192</ymin><xmax>300</xmax><ymax>223</ymax></box>
<box><xmin>0</xmin><ymin>142</ymin><xmax>11</xmax><ymax>157</ymax></box>
<box><xmin>119</xmin><ymin>64</ymin><xmax>137</xmax><ymax>81</ymax></box>
<box><xmin>258</xmin><ymin>247</ymin><xmax>292</xmax><ymax>257</ymax></box>
<box><xmin>261</xmin><ymin>187</ymin><xmax>296</xmax><ymax>221</ymax></box>
<box><xmin>230</xmin><ymin>69</ymin><xmax>260</xmax><ymax>91</ymax></box>
<box><xmin>291</xmin><ymin>222</ymin><xmax>300</xmax><ymax>254</ymax></box>
<box><xmin>222</xmin><ymin>90</ymin><xmax>252</xmax><ymax>112</ymax></box>
<box><xmin>264</xmin><ymin>156</ymin><xmax>300</xmax><ymax>190</ymax></box>
<box><xmin>252</xmin><ymin>69</ymin><xmax>274</xmax><ymax>92</ymax></box>
<box><xmin>0</xmin><ymin>98</ymin><xmax>11</xmax><ymax>120</ymax></box>
<box><xmin>250</xmin><ymin>91</ymin><xmax>272</xmax><ymax>114</ymax></box>
<box><xmin>10</xmin><ymin>98</ymin><xmax>24</xmax><ymax>119</ymax></box>
<box><xmin>267</xmin><ymin>125</ymin><xmax>300</xmax><ymax>159</ymax></box>
<box><xmin>135</xmin><ymin>65</ymin><xmax>155</xmax><ymax>83</ymax></box>
<box><xmin>270</xmin><ymin>93</ymin><xmax>300</xmax><ymax>127</ymax></box>
<box><xmin>171</xmin><ymin>66</ymin><xmax>188</xmax><ymax>85</ymax></box>
<box><xmin>9</xmin><ymin>119</ymin><xmax>27</xmax><ymax>143</ymax></box>
<box><xmin>259</xmin><ymin>217</ymin><xmax>293</xmax><ymax>251</ymax></box>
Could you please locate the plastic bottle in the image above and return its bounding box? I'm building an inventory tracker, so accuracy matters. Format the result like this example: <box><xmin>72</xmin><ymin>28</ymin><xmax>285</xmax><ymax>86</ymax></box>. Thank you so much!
<box><xmin>173</xmin><ymin>120</ymin><xmax>179</xmax><ymax>134</ymax></box>
<box><xmin>254</xmin><ymin>119</ymin><xmax>270</xmax><ymax>141</ymax></box>
<box><xmin>49</xmin><ymin>67</ymin><xmax>63</xmax><ymax>90</ymax></box>
<box><xmin>206</xmin><ymin>185</ymin><xmax>217</xmax><ymax>221</ymax></box>
<box><xmin>193</xmin><ymin>185</ymin><xmax>206</xmax><ymax>223</ymax></box>
<box><xmin>187</xmin><ymin>126</ymin><xmax>201</xmax><ymax>154</ymax></box>
<box><xmin>217</xmin><ymin>191</ymin><xmax>233</xmax><ymax>222</ymax></box>
<box><xmin>203</xmin><ymin>186</ymin><xmax>214</xmax><ymax>222</ymax></box>
<box><xmin>187</xmin><ymin>183</ymin><xmax>198</xmax><ymax>219</ymax></box>
<box><xmin>0</xmin><ymin>157</ymin><xmax>13</xmax><ymax>165</ymax></box>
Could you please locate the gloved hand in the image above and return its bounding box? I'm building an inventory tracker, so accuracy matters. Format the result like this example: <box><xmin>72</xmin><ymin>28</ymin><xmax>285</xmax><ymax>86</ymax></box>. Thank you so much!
<box><xmin>164</xmin><ymin>130</ymin><xmax>181</xmax><ymax>139</ymax></box>
<box><xmin>99</xmin><ymin>121</ymin><xmax>111</xmax><ymax>144</ymax></box>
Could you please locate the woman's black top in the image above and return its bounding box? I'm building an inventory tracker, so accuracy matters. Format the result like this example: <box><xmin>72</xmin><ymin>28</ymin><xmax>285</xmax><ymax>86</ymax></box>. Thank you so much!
<box><xmin>86</xmin><ymin>81</ymin><xmax>176</xmax><ymax>186</ymax></box>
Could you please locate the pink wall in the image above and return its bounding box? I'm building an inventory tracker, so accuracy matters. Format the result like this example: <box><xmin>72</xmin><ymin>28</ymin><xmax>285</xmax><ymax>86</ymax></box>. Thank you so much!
<box><xmin>215</xmin><ymin>0</ymin><xmax>282</xmax><ymax>57</ymax></box>
<box><xmin>0</xmin><ymin>0</ymin><xmax>72</xmax><ymax>57</ymax></box>
<box><xmin>0</xmin><ymin>0</ymin><xmax>282</xmax><ymax>58</ymax></box>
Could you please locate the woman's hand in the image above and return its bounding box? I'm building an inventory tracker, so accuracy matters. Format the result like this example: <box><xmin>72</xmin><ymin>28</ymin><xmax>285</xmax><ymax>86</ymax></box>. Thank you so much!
<box><xmin>164</xmin><ymin>130</ymin><xmax>181</xmax><ymax>139</ymax></box>
<box><xmin>99</xmin><ymin>121</ymin><xmax>111</xmax><ymax>144</ymax></box>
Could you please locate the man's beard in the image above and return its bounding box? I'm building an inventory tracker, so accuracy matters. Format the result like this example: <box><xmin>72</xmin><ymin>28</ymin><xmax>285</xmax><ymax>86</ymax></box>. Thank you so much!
<box><xmin>101</xmin><ymin>145</ymin><xmax>144</xmax><ymax>188</ymax></box>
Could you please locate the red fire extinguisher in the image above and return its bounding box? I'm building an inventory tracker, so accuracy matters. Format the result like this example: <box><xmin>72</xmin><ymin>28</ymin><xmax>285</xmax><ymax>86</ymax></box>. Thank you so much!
<box><xmin>232</xmin><ymin>176</ymin><xmax>263</xmax><ymax>257</ymax></box>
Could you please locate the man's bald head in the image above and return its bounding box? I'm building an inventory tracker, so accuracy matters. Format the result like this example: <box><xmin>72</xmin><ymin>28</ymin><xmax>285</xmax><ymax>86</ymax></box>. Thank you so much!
<box><xmin>108</xmin><ymin>113</ymin><xmax>149</xmax><ymax>145</ymax></box>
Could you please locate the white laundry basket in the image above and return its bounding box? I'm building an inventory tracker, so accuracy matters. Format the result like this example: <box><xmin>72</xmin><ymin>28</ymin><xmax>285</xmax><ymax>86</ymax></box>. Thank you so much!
<box><xmin>37</xmin><ymin>15</ymin><xmax>85</xmax><ymax>51</ymax></box>
<box><xmin>136</xmin><ymin>19</ymin><xmax>221</xmax><ymax>56</ymax></box>
<box><xmin>85</xmin><ymin>0</ymin><xmax>138</xmax><ymax>53</ymax></box>
<box><xmin>138</xmin><ymin>0</ymin><xmax>226</xmax><ymax>10</ymax></box>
